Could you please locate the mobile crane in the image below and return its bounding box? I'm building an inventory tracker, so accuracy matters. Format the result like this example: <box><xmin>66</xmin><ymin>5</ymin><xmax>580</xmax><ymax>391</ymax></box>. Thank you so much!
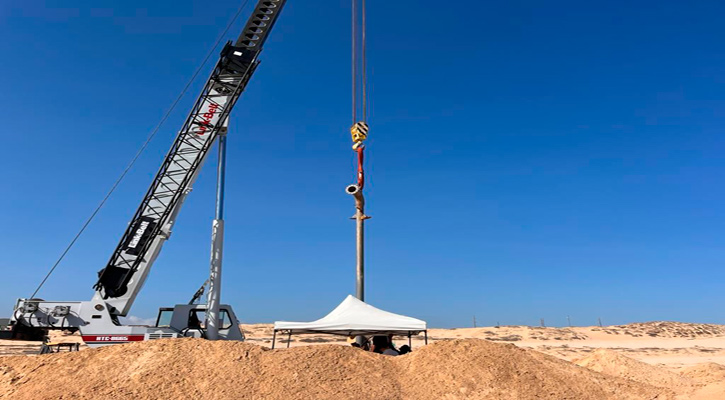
<box><xmin>9</xmin><ymin>0</ymin><xmax>287</xmax><ymax>347</ymax></box>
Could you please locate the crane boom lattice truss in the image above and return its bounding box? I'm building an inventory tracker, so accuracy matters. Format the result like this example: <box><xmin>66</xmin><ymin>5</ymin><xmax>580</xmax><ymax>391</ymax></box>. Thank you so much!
<box><xmin>95</xmin><ymin>0</ymin><xmax>286</xmax><ymax>317</ymax></box>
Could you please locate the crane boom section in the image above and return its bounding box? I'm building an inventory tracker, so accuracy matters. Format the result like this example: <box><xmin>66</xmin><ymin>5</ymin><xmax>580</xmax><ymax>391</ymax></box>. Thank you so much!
<box><xmin>94</xmin><ymin>0</ymin><xmax>287</xmax><ymax>317</ymax></box>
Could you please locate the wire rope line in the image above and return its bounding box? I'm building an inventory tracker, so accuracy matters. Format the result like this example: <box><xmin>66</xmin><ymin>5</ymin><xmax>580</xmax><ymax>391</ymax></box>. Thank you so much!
<box><xmin>361</xmin><ymin>0</ymin><xmax>367</xmax><ymax>122</ymax></box>
<box><xmin>351</xmin><ymin>0</ymin><xmax>368</xmax><ymax>123</ymax></box>
<box><xmin>28</xmin><ymin>0</ymin><xmax>252</xmax><ymax>300</ymax></box>
<box><xmin>352</xmin><ymin>0</ymin><xmax>358</xmax><ymax>124</ymax></box>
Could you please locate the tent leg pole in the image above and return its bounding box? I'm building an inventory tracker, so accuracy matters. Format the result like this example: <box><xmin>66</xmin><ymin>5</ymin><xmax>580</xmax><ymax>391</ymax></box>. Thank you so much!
<box><xmin>408</xmin><ymin>332</ymin><xmax>412</xmax><ymax>348</ymax></box>
<box><xmin>424</xmin><ymin>331</ymin><xmax>428</xmax><ymax>345</ymax></box>
<box><xmin>287</xmin><ymin>332</ymin><xmax>292</xmax><ymax>348</ymax></box>
<box><xmin>272</xmin><ymin>330</ymin><xmax>277</xmax><ymax>349</ymax></box>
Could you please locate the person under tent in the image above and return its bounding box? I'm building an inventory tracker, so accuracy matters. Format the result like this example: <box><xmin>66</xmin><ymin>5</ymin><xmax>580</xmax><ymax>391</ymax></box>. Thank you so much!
<box><xmin>371</xmin><ymin>335</ymin><xmax>399</xmax><ymax>356</ymax></box>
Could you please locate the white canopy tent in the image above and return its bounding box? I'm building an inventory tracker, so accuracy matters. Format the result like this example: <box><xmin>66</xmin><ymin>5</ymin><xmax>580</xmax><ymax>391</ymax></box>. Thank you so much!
<box><xmin>272</xmin><ymin>295</ymin><xmax>427</xmax><ymax>348</ymax></box>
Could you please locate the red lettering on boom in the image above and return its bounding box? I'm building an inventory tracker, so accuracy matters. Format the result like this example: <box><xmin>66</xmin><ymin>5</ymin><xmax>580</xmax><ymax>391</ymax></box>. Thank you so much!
<box><xmin>196</xmin><ymin>103</ymin><xmax>220</xmax><ymax>136</ymax></box>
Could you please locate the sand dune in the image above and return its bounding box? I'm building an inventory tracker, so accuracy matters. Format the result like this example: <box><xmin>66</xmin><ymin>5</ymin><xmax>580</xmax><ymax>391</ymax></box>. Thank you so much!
<box><xmin>574</xmin><ymin>349</ymin><xmax>693</xmax><ymax>390</ymax></box>
<box><xmin>680</xmin><ymin>362</ymin><xmax>725</xmax><ymax>384</ymax></box>
<box><xmin>242</xmin><ymin>321</ymin><xmax>725</xmax><ymax>367</ymax></box>
<box><xmin>0</xmin><ymin>338</ymin><xmax>669</xmax><ymax>400</ymax></box>
<box><xmin>1</xmin><ymin>321</ymin><xmax>724</xmax><ymax>399</ymax></box>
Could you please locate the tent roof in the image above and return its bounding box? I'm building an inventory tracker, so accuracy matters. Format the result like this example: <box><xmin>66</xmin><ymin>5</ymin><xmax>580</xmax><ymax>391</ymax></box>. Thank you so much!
<box><xmin>273</xmin><ymin>295</ymin><xmax>427</xmax><ymax>336</ymax></box>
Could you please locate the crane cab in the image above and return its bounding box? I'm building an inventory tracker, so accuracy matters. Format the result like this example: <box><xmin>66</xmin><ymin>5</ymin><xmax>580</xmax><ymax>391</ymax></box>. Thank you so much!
<box><xmin>153</xmin><ymin>304</ymin><xmax>245</xmax><ymax>340</ymax></box>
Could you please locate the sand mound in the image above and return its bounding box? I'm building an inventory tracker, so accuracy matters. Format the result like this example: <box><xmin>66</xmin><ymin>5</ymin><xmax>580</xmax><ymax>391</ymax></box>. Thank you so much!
<box><xmin>613</xmin><ymin>322</ymin><xmax>725</xmax><ymax>338</ymax></box>
<box><xmin>677</xmin><ymin>363</ymin><xmax>725</xmax><ymax>400</ymax></box>
<box><xmin>525</xmin><ymin>326</ymin><xmax>588</xmax><ymax>340</ymax></box>
<box><xmin>398</xmin><ymin>339</ymin><xmax>666</xmax><ymax>399</ymax></box>
<box><xmin>441</xmin><ymin>327</ymin><xmax>588</xmax><ymax>342</ymax></box>
<box><xmin>574</xmin><ymin>349</ymin><xmax>691</xmax><ymax>390</ymax></box>
<box><xmin>0</xmin><ymin>338</ymin><xmax>671</xmax><ymax>400</ymax></box>
<box><xmin>680</xmin><ymin>362</ymin><xmax>725</xmax><ymax>385</ymax></box>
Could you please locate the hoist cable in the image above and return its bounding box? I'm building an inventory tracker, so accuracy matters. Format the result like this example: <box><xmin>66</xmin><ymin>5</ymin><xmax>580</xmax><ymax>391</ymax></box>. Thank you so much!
<box><xmin>28</xmin><ymin>0</ymin><xmax>252</xmax><ymax>300</ymax></box>
<box><xmin>351</xmin><ymin>0</ymin><xmax>368</xmax><ymax>186</ymax></box>
<box><xmin>352</xmin><ymin>0</ymin><xmax>358</xmax><ymax>124</ymax></box>
<box><xmin>361</xmin><ymin>0</ymin><xmax>367</xmax><ymax>122</ymax></box>
<box><xmin>351</xmin><ymin>0</ymin><xmax>368</xmax><ymax>122</ymax></box>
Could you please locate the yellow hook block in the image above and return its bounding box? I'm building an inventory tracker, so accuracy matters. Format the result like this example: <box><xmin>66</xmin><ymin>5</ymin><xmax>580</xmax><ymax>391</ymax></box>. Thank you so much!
<box><xmin>350</xmin><ymin>121</ymin><xmax>369</xmax><ymax>143</ymax></box>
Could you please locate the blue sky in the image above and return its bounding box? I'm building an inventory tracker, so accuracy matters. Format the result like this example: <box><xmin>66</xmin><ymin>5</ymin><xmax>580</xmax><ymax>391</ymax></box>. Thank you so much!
<box><xmin>1</xmin><ymin>0</ymin><xmax>724</xmax><ymax>328</ymax></box>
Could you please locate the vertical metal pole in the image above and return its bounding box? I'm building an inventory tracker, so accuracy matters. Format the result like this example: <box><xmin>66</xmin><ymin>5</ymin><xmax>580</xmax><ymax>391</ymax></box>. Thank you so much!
<box><xmin>347</xmin><ymin>184</ymin><xmax>368</xmax><ymax>346</ymax></box>
<box><xmin>272</xmin><ymin>330</ymin><xmax>277</xmax><ymax>349</ymax></box>
<box><xmin>346</xmin><ymin>185</ymin><xmax>367</xmax><ymax>303</ymax></box>
<box><xmin>206</xmin><ymin>125</ymin><xmax>227</xmax><ymax>341</ymax></box>
<box><xmin>356</xmin><ymin>208</ymin><xmax>365</xmax><ymax>302</ymax></box>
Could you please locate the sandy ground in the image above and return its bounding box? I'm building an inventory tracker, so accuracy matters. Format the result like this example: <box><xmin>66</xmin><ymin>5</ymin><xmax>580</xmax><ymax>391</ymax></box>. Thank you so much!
<box><xmin>0</xmin><ymin>330</ymin><xmax>86</xmax><ymax>356</ymax></box>
<box><xmin>4</xmin><ymin>321</ymin><xmax>723</xmax><ymax>368</ymax></box>
<box><xmin>0</xmin><ymin>338</ymin><xmax>680</xmax><ymax>399</ymax></box>
<box><xmin>241</xmin><ymin>321</ymin><xmax>725</xmax><ymax>399</ymax></box>
<box><xmin>2</xmin><ymin>321</ymin><xmax>724</xmax><ymax>398</ymax></box>
<box><xmin>242</xmin><ymin>321</ymin><xmax>725</xmax><ymax>368</ymax></box>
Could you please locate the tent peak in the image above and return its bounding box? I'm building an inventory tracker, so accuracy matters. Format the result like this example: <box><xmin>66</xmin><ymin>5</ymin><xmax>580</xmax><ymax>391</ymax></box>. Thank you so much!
<box><xmin>273</xmin><ymin>295</ymin><xmax>427</xmax><ymax>336</ymax></box>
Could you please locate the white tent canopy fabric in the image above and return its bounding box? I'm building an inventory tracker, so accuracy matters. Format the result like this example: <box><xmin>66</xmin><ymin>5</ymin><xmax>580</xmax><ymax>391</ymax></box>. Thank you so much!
<box><xmin>274</xmin><ymin>295</ymin><xmax>427</xmax><ymax>336</ymax></box>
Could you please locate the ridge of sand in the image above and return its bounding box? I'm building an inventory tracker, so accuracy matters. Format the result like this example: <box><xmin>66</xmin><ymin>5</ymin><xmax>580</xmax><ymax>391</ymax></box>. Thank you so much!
<box><xmin>679</xmin><ymin>362</ymin><xmax>725</xmax><ymax>384</ymax></box>
<box><xmin>239</xmin><ymin>322</ymin><xmax>725</xmax><ymax>369</ymax></box>
<box><xmin>608</xmin><ymin>322</ymin><xmax>725</xmax><ymax>338</ymax></box>
<box><xmin>675</xmin><ymin>362</ymin><xmax>725</xmax><ymax>400</ymax></box>
<box><xmin>2</xmin><ymin>322</ymin><xmax>724</xmax><ymax>398</ymax></box>
<box><xmin>0</xmin><ymin>338</ymin><xmax>670</xmax><ymax>400</ymax></box>
<box><xmin>398</xmin><ymin>339</ymin><xmax>668</xmax><ymax>400</ymax></box>
<box><xmin>574</xmin><ymin>348</ymin><xmax>692</xmax><ymax>390</ymax></box>
<box><xmin>572</xmin><ymin>350</ymin><xmax>725</xmax><ymax>400</ymax></box>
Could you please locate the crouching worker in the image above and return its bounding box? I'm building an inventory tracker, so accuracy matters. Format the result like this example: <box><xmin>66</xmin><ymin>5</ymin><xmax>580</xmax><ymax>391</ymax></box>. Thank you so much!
<box><xmin>371</xmin><ymin>335</ymin><xmax>399</xmax><ymax>356</ymax></box>
<box><xmin>349</xmin><ymin>336</ymin><xmax>370</xmax><ymax>350</ymax></box>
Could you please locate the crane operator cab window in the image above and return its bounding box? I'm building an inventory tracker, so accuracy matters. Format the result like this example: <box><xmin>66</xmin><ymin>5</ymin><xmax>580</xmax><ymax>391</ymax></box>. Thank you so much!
<box><xmin>155</xmin><ymin>308</ymin><xmax>234</xmax><ymax>331</ymax></box>
<box><xmin>218</xmin><ymin>310</ymin><xmax>233</xmax><ymax>330</ymax></box>
<box><xmin>187</xmin><ymin>309</ymin><xmax>233</xmax><ymax>330</ymax></box>
<box><xmin>155</xmin><ymin>308</ymin><xmax>174</xmax><ymax>328</ymax></box>
<box><xmin>188</xmin><ymin>310</ymin><xmax>206</xmax><ymax>329</ymax></box>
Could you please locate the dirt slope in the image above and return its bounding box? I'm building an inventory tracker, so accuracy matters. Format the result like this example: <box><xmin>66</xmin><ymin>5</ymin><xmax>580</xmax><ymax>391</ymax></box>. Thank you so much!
<box><xmin>398</xmin><ymin>339</ymin><xmax>667</xmax><ymax>400</ymax></box>
<box><xmin>574</xmin><ymin>349</ymin><xmax>693</xmax><ymax>390</ymax></box>
<box><xmin>573</xmin><ymin>349</ymin><xmax>725</xmax><ymax>400</ymax></box>
<box><xmin>0</xmin><ymin>338</ymin><xmax>669</xmax><ymax>400</ymax></box>
<box><xmin>680</xmin><ymin>362</ymin><xmax>725</xmax><ymax>384</ymax></box>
